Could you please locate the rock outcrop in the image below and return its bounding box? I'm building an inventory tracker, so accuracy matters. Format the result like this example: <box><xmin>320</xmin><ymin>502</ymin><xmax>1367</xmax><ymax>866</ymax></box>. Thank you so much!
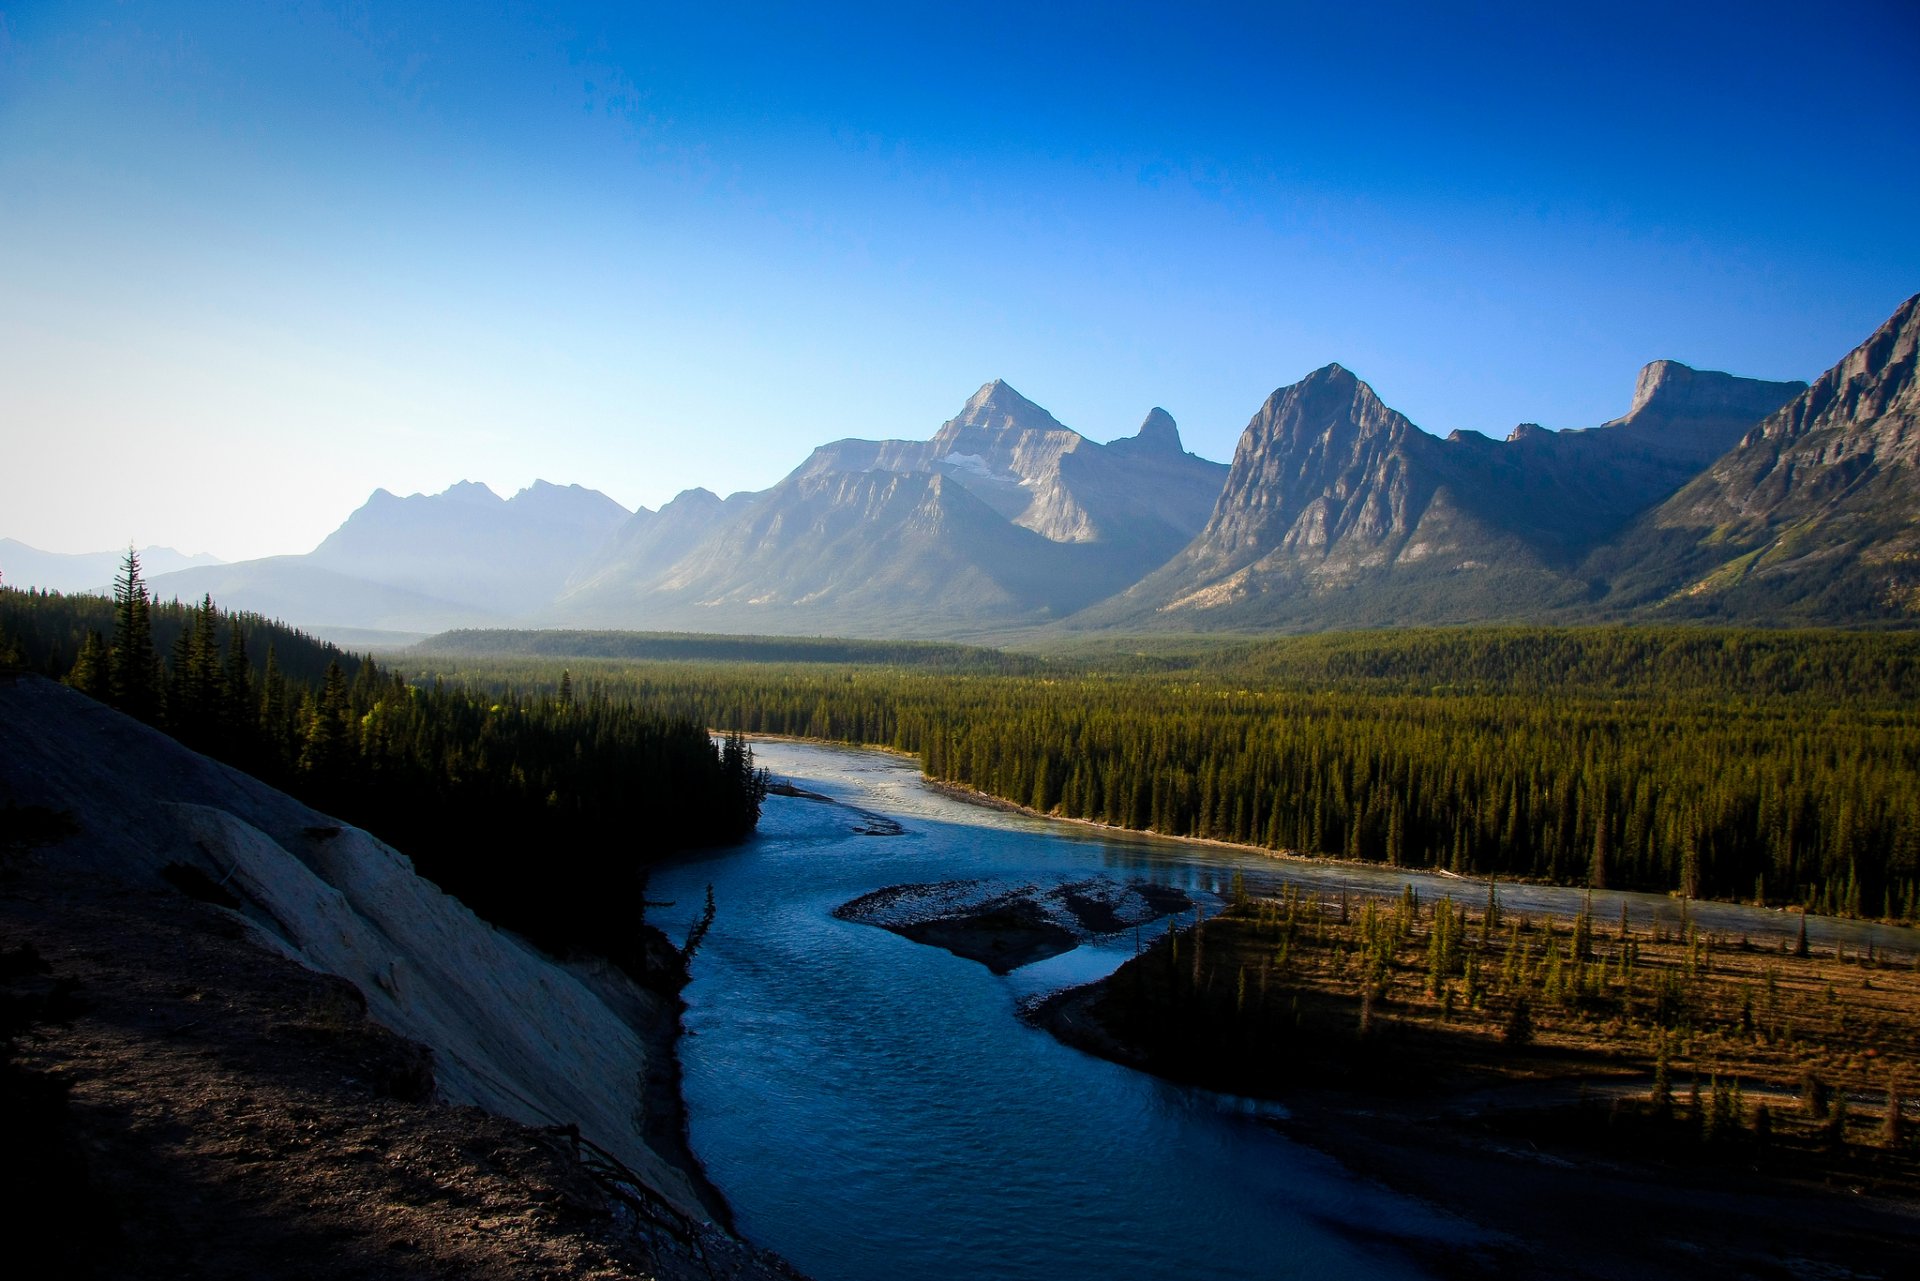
<box><xmin>0</xmin><ymin>676</ymin><xmax>713</xmax><ymax>1221</ymax></box>
<box><xmin>552</xmin><ymin>381</ymin><xmax>1229</xmax><ymax>635</ymax></box>
<box><xmin>1082</xmin><ymin>355</ymin><xmax>1807</xmax><ymax>630</ymax></box>
<box><xmin>1591</xmin><ymin>293</ymin><xmax>1920</xmax><ymax>620</ymax></box>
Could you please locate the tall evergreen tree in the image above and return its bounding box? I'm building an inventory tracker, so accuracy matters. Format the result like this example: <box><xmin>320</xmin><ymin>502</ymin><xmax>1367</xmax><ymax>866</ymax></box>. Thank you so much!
<box><xmin>108</xmin><ymin>548</ymin><xmax>159</xmax><ymax>722</ymax></box>
<box><xmin>67</xmin><ymin>629</ymin><xmax>109</xmax><ymax>699</ymax></box>
<box><xmin>299</xmin><ymin>659</ymin><xmax>353</xmax><ymax>780</ymax></box>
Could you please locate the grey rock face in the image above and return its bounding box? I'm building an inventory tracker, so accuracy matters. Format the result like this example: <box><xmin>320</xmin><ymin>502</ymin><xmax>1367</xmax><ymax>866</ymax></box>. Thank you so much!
<box><xmin>554</xmin><ymin>381</ymin><xmax>1228</xmax><ymax>635</ymax></box>
<box><xmin>1592</xmin><ymin>293</ymin><xmax>1920</xmax><ymax>620</ymax></box>
<box><xmin>1088</xmin><ymin>353</ymin><xmax>1808</xmax><ymax>630</ymax></box>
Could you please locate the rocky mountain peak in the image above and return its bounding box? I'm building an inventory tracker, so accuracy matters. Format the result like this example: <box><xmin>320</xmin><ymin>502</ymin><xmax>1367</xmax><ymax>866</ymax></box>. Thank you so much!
<box><xmin>942</xmin><ymin>379</ymin><xmax>1074</xmax><ymax>441</ymax></box>
<box><xmin>1131</xmin><ymin>407</ymin><xmax>1183</xmax><ymax>453</ymax></box>
<box><xmin>442</xmin><ymin>480</ymin><xmax>504</xmax><ymax>505</ymax></box>
<box><xmin>661</xmin><ymin>487</ymin><xmax>722</xmax><ymax>512</ymax></box>
<box><xmin>1596</xmin><ymin>292</ymin><xmax>1920</xmax><ymax>621</ymax></box>
<box><xmin>1767</xmin><ymin>290</ymin><xmax>1919</xmax><ymax>441</ymax></box>
<box><xmin>1252</xmin><ymin>363</ymin><xmax>1402</xmax><ymax>453</ymax></box>
<box><xmin>1608</xmin><ymin>360</ymin><xmax>1807</xmax><ymax>431</ymax></box>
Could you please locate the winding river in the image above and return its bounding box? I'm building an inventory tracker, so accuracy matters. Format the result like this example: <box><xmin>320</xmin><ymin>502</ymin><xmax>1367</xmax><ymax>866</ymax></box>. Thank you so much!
<box><xmin>649</xmin><ymin>739</ymin><xmax>1915</xmax><ymax>1281</ymax></box>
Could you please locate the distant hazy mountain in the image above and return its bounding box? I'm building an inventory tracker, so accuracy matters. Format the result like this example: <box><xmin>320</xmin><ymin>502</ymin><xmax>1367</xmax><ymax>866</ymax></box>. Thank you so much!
<box><xmin>146</xmin><ymin>556</ymin><xmax>499</xmax><ymax>636</ymax></box>
<box><xmin>0</xmin><ymin>541</ymin><xmax>224</xmax><ymax>594</ymax></box>
<box><xmin>51</xmin><ymin>302</ymin><xmax>1914</xmax><ymax>643</ymax></box>
<box><xmin>552</xmin><ymin>381</ymin><xmax>1230</xmax><ymax>634</ymax></box>
<box><xmin>1590</xmin><ymin>293</ymin><xmax>1920</xmax><ymax>622</ymax></box>
<box><xmin>1079</xmin><ymin>358</ymin><xmax>1805</xmax><ymax>631</ymax></box>
<box><xmin>145</xmin><ymin>480</ymin><xmax>629</xmax><ymax>638</ymax></box>
<box><xmin>556</xmin><ymin>487</ymin><xmax>759</xmax><ymax>617</ymax></box>
<box><xmin>308</xmin><ymin>479</ymin><xmax>629</xmax><ymax>614</ymax></box>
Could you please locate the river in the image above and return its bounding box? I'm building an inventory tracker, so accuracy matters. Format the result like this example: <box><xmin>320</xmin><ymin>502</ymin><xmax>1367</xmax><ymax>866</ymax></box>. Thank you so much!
<box><xmin>648</xmin><ymin>739</ymin><xmax>1915</xmax><ymax>1281</ymax></box>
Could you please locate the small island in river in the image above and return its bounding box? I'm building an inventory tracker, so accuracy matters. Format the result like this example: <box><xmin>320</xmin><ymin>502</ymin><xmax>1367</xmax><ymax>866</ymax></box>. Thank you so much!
<box><xmin>835</xmin><ymin>877</ymin><xmax>1193</xmax><ymax>974</ymax></box>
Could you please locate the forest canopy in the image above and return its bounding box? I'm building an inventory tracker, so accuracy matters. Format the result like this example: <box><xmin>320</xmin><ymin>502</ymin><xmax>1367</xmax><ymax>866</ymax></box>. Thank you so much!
<box><xmin>412</xmin><ymin>626</ymin><xmax>1920</xmax><ymax>924</ymax></box>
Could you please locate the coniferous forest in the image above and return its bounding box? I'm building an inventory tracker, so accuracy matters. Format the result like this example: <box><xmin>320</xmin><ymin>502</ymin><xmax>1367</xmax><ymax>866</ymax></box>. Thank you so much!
<box><xmin>407</xmin><ymin>627</ymin><xmax>1920</xmax><ymax>925</ymax></box>
<box><xmin>9</xmin><ymin>561</ymin><xmax>1920</xmax><ymax>931</ymax></box>
<box><xmin>0</xmin><ymin>559</ymin><xmax>767</xmax><ymax>970</ymax></box>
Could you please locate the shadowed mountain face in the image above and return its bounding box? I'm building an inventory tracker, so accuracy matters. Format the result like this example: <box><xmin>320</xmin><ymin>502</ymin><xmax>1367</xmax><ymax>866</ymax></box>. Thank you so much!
<box><xmin>1590</xmin><ymin>293</ymin><xmax>1920</xmax><ymax>622</ymax></box>
<box><xmin>551</xmin><ymin>382</ymin><xmax>1230</xmax><ymax>635</ymax></box>
<box><xmin>1083</xmin><ymin>356</ymin><xmax>1806</xmax><ymax>630</ymax></box>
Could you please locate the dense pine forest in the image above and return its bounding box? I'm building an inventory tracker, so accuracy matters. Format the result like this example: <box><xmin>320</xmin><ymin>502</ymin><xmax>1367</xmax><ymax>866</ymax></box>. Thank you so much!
<box><xmin>410</xmin><ymin>627</ymin><xmax>1920</xmax><ymax>924</ymax></box>
<box><xmin>0</xmin><ymin>563</ymin><xmax>766</xmax><ymax>969</ymax></box>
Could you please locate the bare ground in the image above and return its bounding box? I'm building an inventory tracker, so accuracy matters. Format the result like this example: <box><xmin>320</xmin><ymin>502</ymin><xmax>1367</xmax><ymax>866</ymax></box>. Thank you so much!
<box><xmin>0</xmin><ymin>858</ymin><xmax>804</xmax><ymax>1280</ymax></box>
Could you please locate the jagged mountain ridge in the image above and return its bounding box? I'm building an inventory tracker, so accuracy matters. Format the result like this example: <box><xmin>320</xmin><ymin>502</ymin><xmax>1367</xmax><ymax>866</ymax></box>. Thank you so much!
<box><xmin>144</xmin><ymin>479</ymin><xmax>631</xmax><ymax>638</ymax></box>
<box><xmin>58</xmin><ymin>298</ymin><xmax>1919</xmax><ymax>640</ymax></box>
<box><xmin>787</xmin><ymin>379</ymin><xmax>1227</xmax><ymax>549</ymax></box>
<box><xmin>552</xmin><ymin>382</ymin><xmax>1231</xmax><ymax>634</ymax></box>
<box><xmin>1591</xmin><ymin>293</ymin><xmax>1920</xmax><ymax>621</ymax></box>
<box><xmin>308</xmin><ymin>479</ymin><xmax>631</xmax><ymax>614</ymax></box>
<box><xmin>1081</xmin><ymin>356</ymin><xmax>1808</xmax><ymax>630</ymax></box>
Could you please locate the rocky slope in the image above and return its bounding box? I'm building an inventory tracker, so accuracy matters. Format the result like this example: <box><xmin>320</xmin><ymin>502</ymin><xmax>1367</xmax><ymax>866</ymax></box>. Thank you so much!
<box><xmin>1081</xmin><ymin>356</ymin><xmax>1806</xmax><ymax>630</ymax></box>
<box><xmin>555</xmin><ymin>487</ymin><xmax>759</xmax><ymax>624</ymax></box>
<box><xmin>1590</xmin><ymin>293</ymin><xmax>1920</xmax><ymax>621</ymax></box>
<box><xmin>553</xmin><ymin>381</ymin><xmax>1229</xmax><ymax>635</ymax></box>
<box><xmin>0</xmin><ymin>674</ymin><xmax>799</xmax><ymax>1277</ymax></box>
<box><xmin>69</xmin><ymin>299</ymin><xmax>1920</xmax><ymax>639</ymax></box>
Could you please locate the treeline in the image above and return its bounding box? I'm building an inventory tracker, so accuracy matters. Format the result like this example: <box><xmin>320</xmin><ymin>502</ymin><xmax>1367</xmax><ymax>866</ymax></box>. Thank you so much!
<box><xmin>0</xmin><ymin>582</ymin><xmax>357</xmax><ymax>692</ymax></box>
<box><xmin>1064</xmin><ymin>626</ymin><xmax>1920</xmax><ymax>703</ymax></box>
<box><xmin>402</xmin><ymin>646</ymin><xmax>1920</xmax><ymax>923</ymax></box>
<box><xmin>418</xmin><ymin>628</ymin><xmax>1045</xmax><ymax>673</ymax></box>
<box><xmin>0</xmin><ymin>564</ymin><xmax>766</xmax><ymax>971</ymax></box>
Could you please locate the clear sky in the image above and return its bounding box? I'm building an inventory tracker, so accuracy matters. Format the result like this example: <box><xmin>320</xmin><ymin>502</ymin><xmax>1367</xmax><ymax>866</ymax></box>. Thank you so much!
<box><xmin>4</xmin><ymin>0</ymin><xmax>1917</xmax><ymax>561</ymax></box>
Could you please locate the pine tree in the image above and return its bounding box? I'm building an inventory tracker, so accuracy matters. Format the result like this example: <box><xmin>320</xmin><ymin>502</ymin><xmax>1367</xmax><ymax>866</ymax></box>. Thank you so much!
<box><xmin>300</xmin><ymin>660</ymin><xmax>353</xmax><ymax>779</ymax></box>
<box><xmin>108</xmin><ymin>548</ymin><xmax>159</xmax><ymax>721</ymax></box>
<box><xmin>260</xmin><ymin>642</ymin><xmax>292</xmax><ymax>761</ymax></box>
<box><xmin>67</xmin><ymin>629</ymin><xmax>109</xmax><ymax>699</ymax></box>
<box><xmin>222</xmin><ymin>619</ymin><xmax>253</xmax><ymax>742</ymax></box>
<box><xmin>1502</xmin><ymin>995</ymin><xmax>1534</xmax><ymax>1046</ymax></box>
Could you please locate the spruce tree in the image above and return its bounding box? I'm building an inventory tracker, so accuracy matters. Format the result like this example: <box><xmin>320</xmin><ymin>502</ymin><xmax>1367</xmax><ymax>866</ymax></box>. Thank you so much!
<box><xmin>108</xmin><ymin>547</ymin><xmax>159</xmax><ymax>722</ymax></box>
<box><xmin>67</xmin><ymin>629</ymin><xmax>109</xmax><ymax>699</ymax></box>
<box><xmin>300</xmin><ymin>659</ymin><xmax>353</xmax><ymax>780</ymax></box>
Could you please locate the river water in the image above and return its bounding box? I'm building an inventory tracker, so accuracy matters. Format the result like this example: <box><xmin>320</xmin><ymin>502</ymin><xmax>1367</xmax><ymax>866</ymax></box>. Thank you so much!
<box><xmin>649</xmin><ymin>739</ymin><xmax>1915</xmax><ymax>1281</ymax></box>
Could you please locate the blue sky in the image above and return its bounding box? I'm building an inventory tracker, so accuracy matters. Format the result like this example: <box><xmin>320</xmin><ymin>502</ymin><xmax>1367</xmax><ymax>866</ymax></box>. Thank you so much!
<box><xmin>4</xmin><ymin>1</ymin><xmax>1917</xmax><ymax>560</ymax></box>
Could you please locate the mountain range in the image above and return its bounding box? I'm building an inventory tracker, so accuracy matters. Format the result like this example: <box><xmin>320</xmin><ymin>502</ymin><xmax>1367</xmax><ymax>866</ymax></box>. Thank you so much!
<box><xmin>12</xmin><ymin>295</ymin><xmax>1915</xmax><ymax>640</ymax></box>
<box><xmin>0</xmin><ymin>541</ymin><xmax>224</xmax><ymax>594</ymax></box>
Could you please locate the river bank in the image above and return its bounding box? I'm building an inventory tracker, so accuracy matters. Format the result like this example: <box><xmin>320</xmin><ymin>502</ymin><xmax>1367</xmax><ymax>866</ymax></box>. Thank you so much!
<box><xmin>909</xmin><ymin>767</ymin><xmax>1920</xmax><ymax>959</ymax></box>
<box><xmin>1020</xmin><ymin>890</ymin><xmax>1920</xmax><ymax>1279</ymax></box>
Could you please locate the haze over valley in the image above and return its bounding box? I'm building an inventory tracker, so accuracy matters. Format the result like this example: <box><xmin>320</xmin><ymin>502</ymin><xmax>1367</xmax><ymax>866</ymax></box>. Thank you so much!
<box><xmin>16</xmin><ymin>294</ymin><xmax>1911</xmax><ymax>644</ymax></box>
<box><xmin>5</xmin><ymin>5</ymin><xmax>1919</xmax><ymax>1280</ymax></box>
